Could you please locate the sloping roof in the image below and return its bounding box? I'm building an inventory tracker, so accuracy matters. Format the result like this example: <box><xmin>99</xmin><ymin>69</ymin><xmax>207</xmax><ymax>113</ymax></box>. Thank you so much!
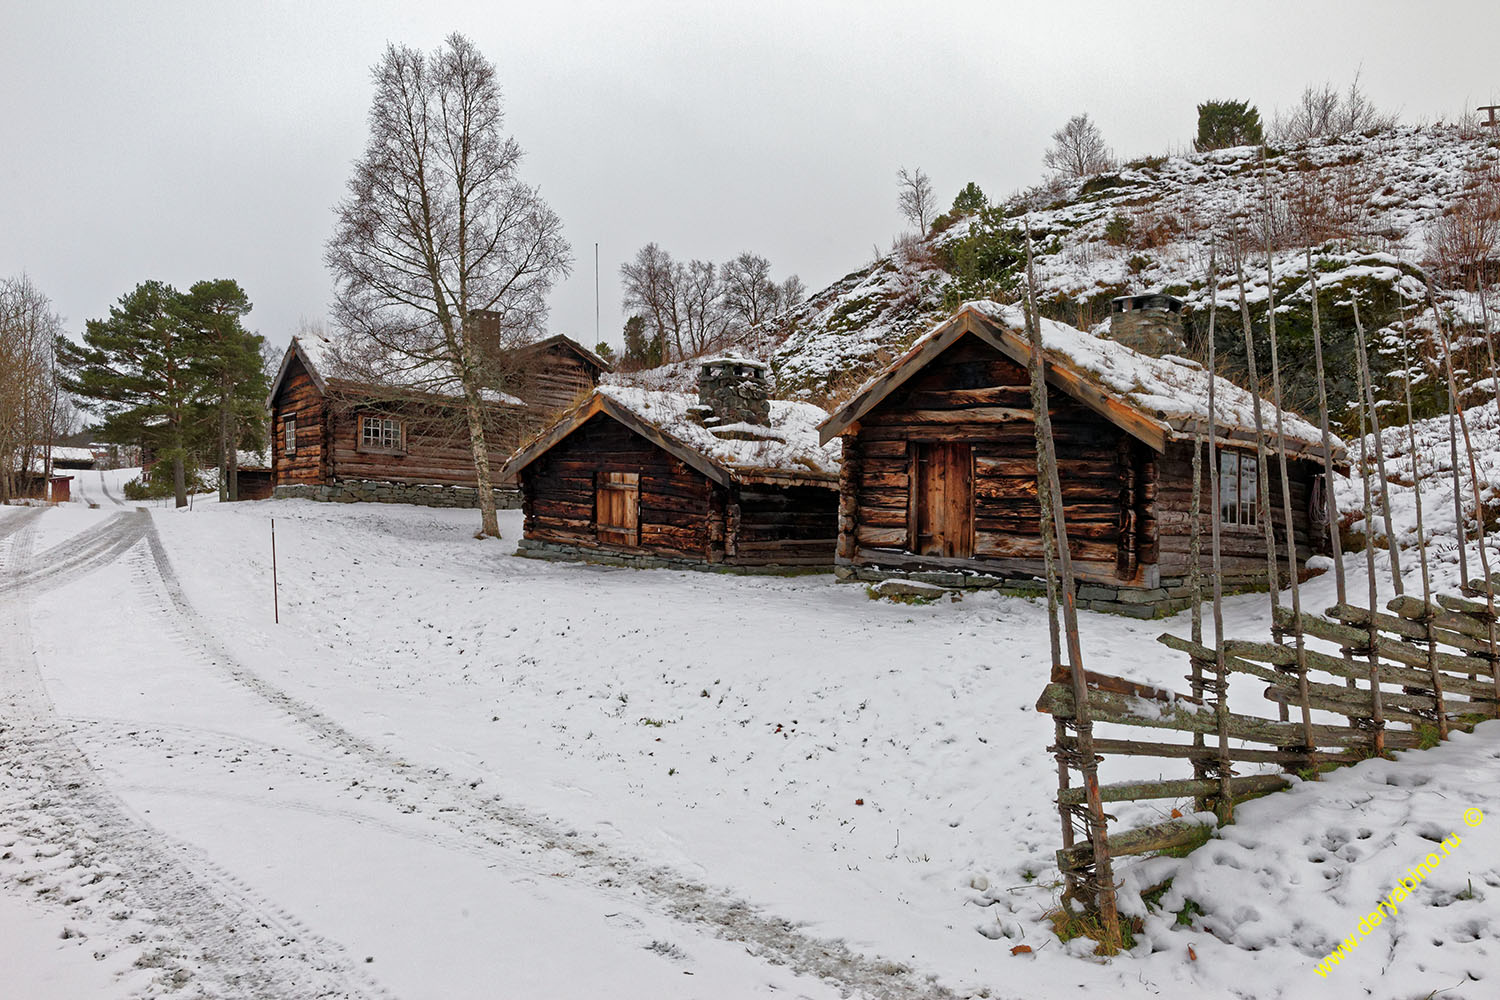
<box><xmin>266</xmin><ymin>334</ymin><xmax>526</xmax><ymax>409</ymax></box>
<box><xmin>501</xmin><ymin>386</ymin><xmax>841</xmax><ymax>487</ymax></box>
<box><xmin>819</xmin><ymin>303</ymin><xmax>1343</xmax><ymax>463</ymax></box>
<box><xmin>509</xmin><ymin>333</ymin><xmax>614</xmax><ymax>374</ymax></box>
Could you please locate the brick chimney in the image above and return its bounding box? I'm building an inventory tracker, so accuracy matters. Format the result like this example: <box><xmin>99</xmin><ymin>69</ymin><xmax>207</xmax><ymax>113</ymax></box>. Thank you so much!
<box><xmin>1107</xmin><ymin>293</ymin><xmax>1185</xmax><ymax>357</ymax></box>
<box><xmin>697</xmin><ymin>357</ymin><xmax>770</xmax><ymax>427</ymax></box>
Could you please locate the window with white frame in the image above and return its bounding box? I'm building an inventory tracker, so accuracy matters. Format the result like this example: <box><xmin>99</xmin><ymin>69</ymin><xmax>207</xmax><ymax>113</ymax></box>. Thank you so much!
<box><xmin>1219</xmin><ymin>450</ymin><xmax>1259</xmax><ymax>529</ymax></box>
<box><xmin>360</xmin><ymin>414</ymin><xmax>404</xmax><ymax>452</ymax></box>
<box><xmin>284</xmin><ymin>417</ymin><xmax>296</xmax><ymax>457</ymax></box>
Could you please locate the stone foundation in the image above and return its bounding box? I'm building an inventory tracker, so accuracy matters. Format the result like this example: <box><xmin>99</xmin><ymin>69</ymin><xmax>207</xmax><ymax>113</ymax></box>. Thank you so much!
<box><xmin>516</xmin><ymin>538</ymin><xmax>828</xmax><ymax>576</ymax></box>
<box><xmin>273</xmin><ymin>479</ymin><xmax>523</xmax><ymax>510</ymax></box>
<box><xmin>836</xmin><ymin>563</ymin><xmax>1263</xmax><ymax>619</ymax></box>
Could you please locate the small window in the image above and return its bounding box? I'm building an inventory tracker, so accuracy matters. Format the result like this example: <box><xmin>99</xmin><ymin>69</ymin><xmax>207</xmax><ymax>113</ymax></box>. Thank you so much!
<box><xmin>1219</xmin><ymin>450</ymin><xmax>1259</xmax><ymax>529</ymax></box>
<box><xmin>284</xmin><ymin>417</ymin><xmax>297</xmax><ymax>457</ymax></box>
<box><xmin>596</xmin><ymin>472</ymin><xmax>639</xmax><ymax>547</ymax></box>
<box><xmin>359</xmin><ymin>415</ymin><xmax>404</xmax><ymax>452</ymax></box>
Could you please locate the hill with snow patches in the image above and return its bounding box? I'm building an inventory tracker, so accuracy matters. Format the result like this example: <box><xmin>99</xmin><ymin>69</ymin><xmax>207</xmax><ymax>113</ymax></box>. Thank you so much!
<box><xmin>683</xmin><ymin>124</ymin><xmax>1499</xmax><ymax>424</ymax></box>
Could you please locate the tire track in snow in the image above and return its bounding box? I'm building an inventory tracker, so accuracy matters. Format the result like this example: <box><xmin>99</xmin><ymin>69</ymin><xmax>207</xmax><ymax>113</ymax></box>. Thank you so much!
<box><xmin>139</xmin><ymin>518</ymin><xmax>965</xmax><ymax>1000</ymax></box>
<box><xmin>0</xmin><ymin>511</ymin><xmax>150</xmax><ymax>597</ymax></box>
<box><xmin>98</xmin><ymin>470</ymin><xmax>127</xmax><ymax>507</ymax></box>
<box><xmin>0</xmin><ymin>506</ymin><xmax>45</xmax><ymax>544</ymax></box>
<box><xmin>0</xmin><ymin>510</ymin><xmax>396</xmax><ymax>1000</ymax></box>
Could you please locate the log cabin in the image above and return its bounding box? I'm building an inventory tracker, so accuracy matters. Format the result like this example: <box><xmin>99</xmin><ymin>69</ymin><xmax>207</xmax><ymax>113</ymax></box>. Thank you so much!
<box><xmin>499</xmin><ymin>332</ymin><xmax>613</xmax><ymax>412</ymax></box>
<box><xmin>818</xmin><ymin>300</ymin><xmax>1344</xmax><ymax>617</ymax></box>
<box><xmin>266</xmin><ymin>333</ymin><xmax>540</xmax><ymax>508</ymax></box>
<box><xmin>501</xmin><ymin>358</ymin><xmax>841</xmax><ymax>571</ymax></box>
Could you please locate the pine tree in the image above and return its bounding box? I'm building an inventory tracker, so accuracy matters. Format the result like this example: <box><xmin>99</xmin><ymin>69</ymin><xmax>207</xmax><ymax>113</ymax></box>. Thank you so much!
<box><xmin>57</xmin><ymin>281</ymin><xmax>206</xmax><ymax>507</ymax></box>
<box><xmin>178</xmin><ymin>279</ymin><xmax>266</xmax><ymax>501</ymax></box>
<box><xmin>622</xmin><ymin>315</ymin><xmax>650</xmax><ymax>368</ymax></box>
<box><xmin>950</xmin><ymin>181</ymin><xmax>987</xmax><ymax>217</ymax></box>
<box><xmin>1195</xmin><ymin>99</ymin><xmax>1263</xmax><ymax>151</ymax></box>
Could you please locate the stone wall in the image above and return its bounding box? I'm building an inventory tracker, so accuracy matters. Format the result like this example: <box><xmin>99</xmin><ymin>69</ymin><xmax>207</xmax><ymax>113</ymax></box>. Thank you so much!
<box><xmin>273</xmin><ymin>479</ymin><xmax>523</xmax><ymax>510</ymax></box>
<box><xmin>836</xmin><ymin>563</ymin><xmax>1225</xmax><ymax>618</ymax></box>
<box><xmin>516</xmin><ymin>538</ymin><xmax>827</xmax><ymax>576</ymax></box>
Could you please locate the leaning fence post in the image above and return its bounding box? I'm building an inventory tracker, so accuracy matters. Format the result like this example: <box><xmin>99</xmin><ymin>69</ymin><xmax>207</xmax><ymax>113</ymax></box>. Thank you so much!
<box><xmin>1024</xmin><ymin>222</ymin><xmax>1120</xmax><ymax>953</ymax></box>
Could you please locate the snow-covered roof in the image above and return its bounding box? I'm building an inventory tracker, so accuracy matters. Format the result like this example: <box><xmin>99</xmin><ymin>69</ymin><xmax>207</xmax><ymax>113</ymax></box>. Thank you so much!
<box><xmin>46</xmin><ymin>446</ymin><xmax>97</xmax><ymax>463</ymax></box>
<box><xmin>501</xmin><ymin>386</ymin><xmax>841</xmax><ymax>487</ymax></box>
<box><xmin>269</xmin><ymin>333</ymin><xmax>527</xmax><ymax>409</ymax></box>
<box><xmin>822</xmin><ymin>303</ymin><xmax>1343</xmax><ymax>463</ymax></box>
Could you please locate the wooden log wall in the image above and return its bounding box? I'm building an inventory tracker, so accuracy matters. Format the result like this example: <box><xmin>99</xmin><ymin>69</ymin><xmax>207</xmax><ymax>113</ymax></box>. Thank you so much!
<box><xmin>730</xmin><ymin>484</ymin><xmax>839</xmax><ymax>566</ymax></box>
<box><xmin>1156</xmin><ymin>443</ymin><xmax>1320</xmax><ymax>582</ymax></box>
<box><xmin>522</xmin><ymin>413</ymin><xmax>713</xmax><ymax>561</ymax></box>
<box><xmin>519</xmin><ymin>412</ymin><xmax>838</xmax><ymax>568</ymax></box>
<box><xmin>328</xmin><ymin>401</ymin><xmax>522</xmax><ymax>489</ymax></box>
<box><xmin>271</xmin><ymin>355</ymin><xmax>328</xmax><ymax>484</ymax></box>
<box><xmin>849</xmin><ymin>334</ymin><xmax>1149</xmax><ymax>584</ymax></box>
<box><xmin>517</xmin><ymin>344</ymin><xmax>601</xmax><ymax>414</ymax></box>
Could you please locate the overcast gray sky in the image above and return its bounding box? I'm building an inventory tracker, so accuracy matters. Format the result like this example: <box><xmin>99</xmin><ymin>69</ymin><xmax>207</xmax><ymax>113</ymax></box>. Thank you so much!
<box><xmin>4</xmin><ymin>1</ymin><xmax>1498</xmax><ymax>354</ymax></box>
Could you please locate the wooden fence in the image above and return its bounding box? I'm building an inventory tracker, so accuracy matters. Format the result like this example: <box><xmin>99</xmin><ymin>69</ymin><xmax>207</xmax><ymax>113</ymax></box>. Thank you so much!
<box><xmin>1036</xmin><ymin>587</ymin><xmax>1500</xmax><ymax>878</ymax></box>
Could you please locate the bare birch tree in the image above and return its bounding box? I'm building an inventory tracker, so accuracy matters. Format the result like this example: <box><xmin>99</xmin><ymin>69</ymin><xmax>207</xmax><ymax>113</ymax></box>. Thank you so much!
<box><xmin>326</xmin><ymin>32</ymin><xmax>571</xmax><ymax>538</ymax></box>
<box><xmin>0</xmin><ymin>275</ymin><xmax>64</xmax><ymax>502</ymax></box>
<box><xmin>897</xmin><ymin>166</ymin><xmax>935</xmax><ymax>233</ymax></box>
<box><xmin>1043</xmin><ymin>114</ymin><xmax>1113</xmax><ymax>179</ymax></box>
<box><xmin>1271</xmin><ymin>73</ymin><xmax>1397</xmax><ymax>143</ymax></box>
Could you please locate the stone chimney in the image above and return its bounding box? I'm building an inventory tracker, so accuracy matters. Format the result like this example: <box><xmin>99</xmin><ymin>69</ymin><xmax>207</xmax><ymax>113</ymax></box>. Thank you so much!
<box><xmin>697</xmin><ymin>357</ymin><xmax>770</xmax><ymax>427</ymax></box>
<box><xmin>1107</xmin><ymin>293</ymin><xmax>1185</xmax><ymax>357</ymax></box>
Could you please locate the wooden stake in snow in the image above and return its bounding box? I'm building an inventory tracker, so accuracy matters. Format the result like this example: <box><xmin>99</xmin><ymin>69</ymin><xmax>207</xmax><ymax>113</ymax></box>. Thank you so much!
<box><xmin>1352</xmin><ymin>298</ymin><xmax>1403</xmax><ymax>593</ymax></box>
<box><xmin>1262</xmin><ymin>225</ymin><xmax>1317</xmax><ymax>761</ymax></box>
<box><xmin>1232</xmin><ymin>244</ymin><xmax>1282</xmax><ymax>618</ymax></box>
<box><xmin>271</xmin><ymin>517</ymin><xmax>280</xmax><ymax>625</ymax></box>
<box><xmin>1024</xmin><ymin>222</ymin><xmax>1119</xmax><ymax>952</ymax></box>
<box><xmin>1395</xmin><ymin>291</ymin><xmax>1447</xmax><ymax>738</ymax></box>
<box><xmin>1204</xmin><ymin>244</ymin><xmax>1233</xmax><ymax>820</ymax></box>
<box><xmin>1305</xmin><ymin>248</ymin><xmax>1346</xmax><ymax>605</ymax></box>
<box><xmin>1353</xmin><ymin>352</ymin><xmax>1387</xmax><ymax>754</ymax></box>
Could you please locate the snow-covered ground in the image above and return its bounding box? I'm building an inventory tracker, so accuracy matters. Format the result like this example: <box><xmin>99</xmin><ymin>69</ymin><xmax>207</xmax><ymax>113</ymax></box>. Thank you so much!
<box><xmin>2</xmin><ymin>495</ymin><xmax>1497</xmax><ymax>998</ymax></box>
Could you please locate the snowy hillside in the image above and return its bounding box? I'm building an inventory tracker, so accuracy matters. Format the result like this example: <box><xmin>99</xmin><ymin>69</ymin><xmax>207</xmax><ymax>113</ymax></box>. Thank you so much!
<box><xmin>749</xmin><ymin>124</ymin><xmax>1500</xmax><ymax>413</ymax></box>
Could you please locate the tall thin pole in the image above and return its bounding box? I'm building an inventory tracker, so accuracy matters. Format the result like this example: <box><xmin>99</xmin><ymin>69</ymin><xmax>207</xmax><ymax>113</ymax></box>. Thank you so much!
<box><xmin>1233</xmin><ymin>245</ymin><xmax>1282</xmax><ymax>615</ymax></box>
<box><xmin>1396</xmin><ymin>294</ymin><xmax>1446</xmax><ymax>738</ymax></box>
<box><xmin>1205</xmin><ymin>244</ymin><xmax>1232</xmax><ymax>820</ymax></box>
<box><xmin>1305</xmin><ymin>248</ymin><xmax>1346</xmax><ymax>605</ymax></box>
<box><xmin>1352</xmin><ymin>299</ymin><xmax>1402</xmax><ymax>593</ymax></box>
<box><xmin>1025</xmin><ymin>223</ymin><xmax>1118</xmax><ymax>952</ymax></box>
<box><xmin>271</xmin><ymin>517</ymin><xmax>280</xmax><ymax>625</ymax></box>
<box><xmin>595</xmin><ymin>242</ymin><xmax>601</xmax><ymax>348</ymax></box>
<box><xmin>1355</xmin><ymin>351</ymin><xmax>1386</xmax><ymax>755</ymax></box>
<box><xmin>1262</xmin><ymin>207</ymin><xmax>1316</xmax><ymax>758</ymax></box>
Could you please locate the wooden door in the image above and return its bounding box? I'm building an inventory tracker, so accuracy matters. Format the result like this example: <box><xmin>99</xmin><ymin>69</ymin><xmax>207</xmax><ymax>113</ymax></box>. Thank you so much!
<box><xmin>596</xmin><ymin>472</ymin><xmax>640</xmax><ymax>546</ymax></box>
<box><xmin>910</xmin><ymin>442</ymin><xmax>973</xmax><ymax>558</ymax></box>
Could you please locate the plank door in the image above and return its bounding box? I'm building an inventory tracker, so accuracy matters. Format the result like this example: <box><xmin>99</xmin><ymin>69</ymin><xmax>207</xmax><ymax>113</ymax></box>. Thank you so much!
<box><xmin>910</xmin><ymin>442</ymin><xmax>973</xmax><ymax>558</ymax></box>
<box><xmin>596</xmin><ymin>472</ymin><xmax>640</xmax><ymax>546</ymax></box>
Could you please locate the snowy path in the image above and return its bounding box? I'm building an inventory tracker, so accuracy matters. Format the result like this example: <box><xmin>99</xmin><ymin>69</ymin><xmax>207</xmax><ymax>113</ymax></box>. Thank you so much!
<box><xmin>4</xmin><ymin>499</ymin><xmax>1498</xmax><ymax>998</ymax></box>
<box><xmin>0</xmin><ymin>509</ymin><xmax>395</xmax><ymax>999</ymax></box>
<box><xmin>0</xmin><ymin>506</ymin><xmax>925</xmax><ymax>998</ymax></box>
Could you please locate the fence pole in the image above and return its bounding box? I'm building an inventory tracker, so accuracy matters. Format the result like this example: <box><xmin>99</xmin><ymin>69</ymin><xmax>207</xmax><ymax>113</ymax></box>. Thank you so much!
<box><xmin>1205</xmin><ymin>244</ymin><xmax>1234</xmax><ymax>820</ymax></box>
<box><xmin>1354</xmin><ymin>340</ymin><xmax>1387</xmax><ymax>755</ymax></box>
<box><xmin>1351</xmin><ymin>299</ymin><xmax>1403</xmax><ymax>594</ymax></box>
<box><xmin>1259</xmin><ymin>200</ymin><xmax>1316</xmax><ymax>765</ymax></box>
<box><xmin>1025</xmin><ymin>223</ymin><xmax>1119</xmax><ymax>952</ymax></box>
